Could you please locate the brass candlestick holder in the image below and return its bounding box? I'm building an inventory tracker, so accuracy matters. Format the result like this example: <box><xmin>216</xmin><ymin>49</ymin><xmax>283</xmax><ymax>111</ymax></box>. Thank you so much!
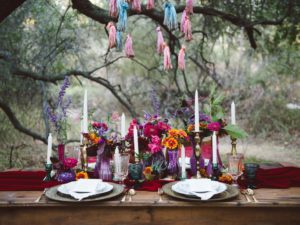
<box><xmin>193</xmin><ymin>130</ymin><xmax>203</xmax><ymax>179</ymax></box>
<box><xmin>230</xmin><ymin>136</ymin><xmax>237</xmax><ymax>156</ymax></box>
<box><xmin>80</xmin><ymin>135</ymin><xmax>89</xmax><ymax>171</ymax></box>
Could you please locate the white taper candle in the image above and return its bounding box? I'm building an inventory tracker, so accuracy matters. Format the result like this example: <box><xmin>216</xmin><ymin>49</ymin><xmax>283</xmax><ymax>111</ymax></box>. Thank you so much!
<box><xmin>231</xmin><ymin>101</ymin><xmax>236</xmax><ymax>125</ymax></box>
<box><xmin>46</xmin><ymin>133</ymin><xmax>52</xmax><ymax>164</ymax></box>
<box><xmin>212</xmin><ymin>131</ymin><xmax>217</xmax><ymax>165</ymax></box>
<box><xmin>195</xmin><ymin>90</ymin><xmax>199</xmax><ymax>132</ymax></box>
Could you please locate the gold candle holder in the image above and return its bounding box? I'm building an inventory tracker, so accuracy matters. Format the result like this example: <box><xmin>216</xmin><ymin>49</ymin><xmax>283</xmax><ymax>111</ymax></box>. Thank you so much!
<box><xmin>80</xmin><ymin>135</ymin><xmax>89</xmax><ymax>171</ymax></box>
<box><xmin>230</xmin><ymin>136</ymin><xmax>237</xmax><ymax>156</ymax></box>
<box><xmin>193</xmin><ymin>131</ymin><xmax>203</xmax><ymax>179</ymax></box>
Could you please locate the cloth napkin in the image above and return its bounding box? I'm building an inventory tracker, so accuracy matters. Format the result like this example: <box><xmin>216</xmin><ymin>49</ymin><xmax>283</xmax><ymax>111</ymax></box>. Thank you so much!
<box><xmin>68</xmin><ymin>179</ymin><xmax>105</xmax><ymax>201</ymax></box>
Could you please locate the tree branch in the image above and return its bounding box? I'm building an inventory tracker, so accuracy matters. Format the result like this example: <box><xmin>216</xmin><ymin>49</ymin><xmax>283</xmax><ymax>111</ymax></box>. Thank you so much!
<box><xmin>0</xmin><ymin>100</ymin><xmax>47</xmax><ymax>144</ymax></box>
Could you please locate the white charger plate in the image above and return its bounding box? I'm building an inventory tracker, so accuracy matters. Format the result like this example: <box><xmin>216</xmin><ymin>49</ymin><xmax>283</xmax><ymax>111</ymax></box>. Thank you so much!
<box><xmin>58</xmin><ymin>180</ymin><xmax>113</xmax><ymax>197</ymax></box>
<box><xmin>172</xmin><ymin>179</ymin><xmax>227</xmax><ymax>197</ymax></box>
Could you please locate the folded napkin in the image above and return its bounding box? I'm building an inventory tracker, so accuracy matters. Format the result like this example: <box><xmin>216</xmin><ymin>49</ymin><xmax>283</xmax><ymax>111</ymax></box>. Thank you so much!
<box><xmin>68</xmin><ymin>179</ymin><xmax>105</xmax><ymax>201</ymax></box>
<box><xmin>184</xmin><ymin>179</ymin><xmax>217</xmax><ymax>192</ymax></box>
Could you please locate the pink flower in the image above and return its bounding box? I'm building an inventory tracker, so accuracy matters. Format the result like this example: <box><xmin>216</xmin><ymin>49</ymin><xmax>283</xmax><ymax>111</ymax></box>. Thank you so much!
<box><xmin>148</xmin><ymin>143</ymin><xmax>161</xmax><ymax>154</ymax></box>
<box><xmin>157</xmin><ymin>121</ymin><xmax>171</xmax><ymax>131</ymax></box>
<box><xmin>143</xmin><ymin>123</ymin><xmax>160</xmax><ymax>138</ymax></box>
<box><xmin>64</xmin><ymin>158</ymin><xmax>78</xmax><ymax>169</ymax></box>
<box><xmin>207</xmin><ymin>122</ymin><xmax>221</xmax><ymax>131</ymax></box>
<box><xmin>151</xmin><ymin>135</ymin><xmax>161</xmax><ymax>145</ymax></box>
<box><xmin>110</xmin><ymin>111</ymin><xmax>120</xmax><ymax>122</ymax></box>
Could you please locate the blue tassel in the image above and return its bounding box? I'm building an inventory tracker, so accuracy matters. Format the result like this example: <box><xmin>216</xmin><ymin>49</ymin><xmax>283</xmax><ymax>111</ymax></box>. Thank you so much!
<box><xmin>163</xmin><ymin>2</ymin><xmax>177</xmax><ymax>30</ymax></box>
<box><xmin>116</xmin><ymin>30</ymin><xmax>122</xmax><ymax>51</ymax></box>
<box><xmin>117</xmin><ymin>1</ymin><xmax>128</xmax><ymax>32</ymax></box>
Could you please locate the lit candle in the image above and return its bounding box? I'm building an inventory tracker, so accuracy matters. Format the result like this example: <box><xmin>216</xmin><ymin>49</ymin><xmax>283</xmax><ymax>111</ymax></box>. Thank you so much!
<box><xmin>212</xmin><ymin>131</ymin><xmax>217</xmax><ymax>165</ymax></box>
<box><xmin>121</xmin><ymin>113</ymin><xmax>126</xmax><ymax>138</ymax></box>
<box><xmin>194</xmin><ymin>90</ymin><xmax>199</xmax><ymax>132</ymax></box>
<box><xmin>83</xmin><ymin>89</ymin><xmax>88</xmax><ymax>133</ymax></box>
<box><xmin>181</xmin><ymin>145</ymin><xmax>186</xmax><ymax>177</ymax></box>
<box><xmin>46</xmin><ymin>133</ymin><xmax>52</xmax><ymax>164</ymax></box>
<box><xmin>231</xmin><ymin>101</ymin><xmax>236</xmax><ymax>125</ymax></box>
<box><xmin>133</xmin><ymin>126</ymin><xmax>139</xmax><ymax>161</ymax></box>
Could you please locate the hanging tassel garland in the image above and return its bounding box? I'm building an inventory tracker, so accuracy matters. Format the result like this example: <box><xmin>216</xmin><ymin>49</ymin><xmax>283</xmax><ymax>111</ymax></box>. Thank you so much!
<box><xmin>125</xmin><ymin>34</ymin><xmax>135</xmax><ymax>58</ymax></box>
<box><xmin>146</xmin><ymin>0</ymin><xmax>155</xmax><ymax>10</ymax></box>
<box><xmin>163</xmin><ymin>43</ymin><xmax>172</xmax><ymax>70</ymax></box>
<box><xmin>163</xmin><ymin>2</ymin><xmax>177</xmax><ymax>30</ymax></box>
<box><xmin>180</xmin><ymin>9</ymin><xmax>187</xmax><ymax>33</ymax></box>
<box><xmin>183</xmin><ymin>16</ymin><xmax>192</xmax><ymax>41</ymax></box>
<box><xmin>107</xmin><ymin>22</ymin><xmax>116</xmax><ymax>49</ymax></box>
<box><xmin>132</xmin><ymin>0</ymin><xmax>141</xmax><ymax>13</ymax></box>
<box><xmin>109</xmin><ymin>0</ymin><xmax>118</xmax><ymax>17</ymax></box>
<box><xmin>117</xmin><ymin>1</ymin><xmax>128</xmax><ymax>31</ymax></box>
<box><xmin>156</xmin><ymin>27</ymin><xmax>164</xmax><ymax>55</ymax></box>
<box><xmin>178</xmin><ymin>46</ymin><xmax>186</xmax><ymax>71</ymax></box>
<box><xmin>186</xmin><ymin>0</ymin><xmax>193</xmax><ymax>14</ymax></box>
<box><xmin>116</xmin><ymin>30</ymin><xmax>122</xmax><ymax>51</ymax></box>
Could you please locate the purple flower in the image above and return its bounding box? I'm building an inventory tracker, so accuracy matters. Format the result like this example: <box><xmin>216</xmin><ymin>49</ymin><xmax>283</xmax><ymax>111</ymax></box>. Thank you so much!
<box><xmin>56</xmin><ymin>77</ymin><xmax>70</xmax><ymax>108</ymax></box>
<box><xmin>207</xmin><ymin>122</ymin><xmax>221</xmax><ymax>131</ymax></box>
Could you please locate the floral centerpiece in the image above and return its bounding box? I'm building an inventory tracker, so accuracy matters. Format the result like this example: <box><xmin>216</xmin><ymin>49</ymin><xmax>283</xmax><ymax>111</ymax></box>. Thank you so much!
<box><xmin>83</xmin><ymin>118</ymin><xmax>119</xmax><ymax>181</ymax></box>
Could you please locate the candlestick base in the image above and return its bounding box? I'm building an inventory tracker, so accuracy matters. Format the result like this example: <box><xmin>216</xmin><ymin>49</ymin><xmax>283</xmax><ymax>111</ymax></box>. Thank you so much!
<box><xmin>192</xmin><ymin>131</ymin><xmax>203</xmax><ymax>179</ymax></box>
<box><xmin>230</xmin><ymin>136</ymin><xmax>237</xmax><ymax>156</ymax></box>
<box><xmin>43</xmin><ymin>163</ymin><xmax>52</xmax><ymax>182</ymax></box>
<box><xmin>211</xmin><ymin>163</ymin><xmax>220</xmax><ymax>181</ymax></box>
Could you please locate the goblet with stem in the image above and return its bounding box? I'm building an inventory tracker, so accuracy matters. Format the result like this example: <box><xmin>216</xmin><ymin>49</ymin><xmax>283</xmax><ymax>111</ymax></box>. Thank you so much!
<box><xmin>227</xmin><ymin>153</ymin><xmax>244</xmax><ymax>188</ymax></box>
<box><xmin>115</xmin><ymin>153</ymin><xmax>130</xmax><ymax>187</ymax></box>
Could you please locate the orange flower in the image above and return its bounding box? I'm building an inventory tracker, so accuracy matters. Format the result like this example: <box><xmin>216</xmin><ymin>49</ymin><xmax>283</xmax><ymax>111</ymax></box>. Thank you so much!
<box><xmin>143</xmin><ymin>166</ymin><xmax>153</xmax><ymax>175</ymax></box>
<box><xmin>165</xmin><ymin>137</ymin><xmax>178</xmax><ymax>149</ymax></box>
<box><xmin>178</xmin><ymin>129</ymin><xmax>187</xmax><ymax>138</ymax></box>
<box><xmin>187</xmin><ymin>124</ymin><xmax>194</xmax><ymax>133</ymax></box>
<box><xmin>89</xmin><ymin>132</ymin><xmax>97</xmax><ymax>141</ymax></box>
<box><xmin>76</xmin><ymin>171</ymin><xmax>89</xmax><ymax>180</ymax></box>
<box><xmin>200</xmin><ymin>122</ymin><xmax>207</xmax><ymax>129</ymax></box>
<box><xmin>168</xmin><ymin>129</ymin><xmax>179</xmax><ymax>138</ymax></box>
<box><xmin>93</xmin><ymin>137</ymin><xmax>101</xmax><ymax>144</ymax></box>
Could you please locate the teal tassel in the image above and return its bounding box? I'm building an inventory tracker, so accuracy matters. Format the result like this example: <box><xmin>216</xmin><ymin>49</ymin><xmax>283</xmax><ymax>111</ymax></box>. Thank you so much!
<box><xmin>116</xmin><ymin>30</ymin><xmax>122</xmax><ymax>51</ymax></box>
<box><xmin>117</xmin><ymin>1</ymin><xmax>128</xmax><ymax>32</ymax></box>
<box><xmin>163</xmin><ymin>2</ymin><xmax>177</xmax><ymax>30</ymax></box>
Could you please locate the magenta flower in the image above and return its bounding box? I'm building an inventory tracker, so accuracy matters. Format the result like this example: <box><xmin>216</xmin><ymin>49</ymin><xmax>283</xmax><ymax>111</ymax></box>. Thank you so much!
<box><xmin>143</xmin><ymin>123</ymin><xmax>160</xmax><ymax>138</ymax></box>
<box><xmin>148</xmin><ymin>143</ymin><xmax>161</xmax><ymax>154</ymax></box>
<box><xmin>151</xmin><ymin>135</ymin><xmax>161</xmax><ymax>145</ymax></box>
<box><xmin>157</xmin><ymin>121</ymin><xmax>171</xmax><ymax>131</ymax></box>
<box><xmin>207</xmin><ymin>122</ymin><xmax>221</xmax><ymax>131</ymax></box>
<box><xmin>64</xmin><ymin>158</ymin><xmax>78</xmax><ymax>169</ymax></box>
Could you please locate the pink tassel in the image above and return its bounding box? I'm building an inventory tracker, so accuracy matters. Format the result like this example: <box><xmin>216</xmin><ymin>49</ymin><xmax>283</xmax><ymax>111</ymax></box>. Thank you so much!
<box><xmin>180</xmin><ymin>9</ymin><xmax>187</xmax><ymax>33</ymax></box>
<box><xmin>163</xmin><ymin>43</ymin><xmax>172</xmax><ymax>71</ymax></box>
<box><xmin>125</xmin><ymin>34</ymin><xmax>135</xmax><ymax>58</ymax></box>
<box><xmin>106</xmin><ymin>22</ymin><xmax>116</xmax><ymax>49</ymax></box>
<box><xmin>109</xmin><ymin>0</ymin><xmax>118</xmax><ymax>17</ymax></box>
<box><xmin>132</xmin><ymin>0</ymin><xmax>141</xmax><ymax>13</ymax></box>
<box><xmin>183</xmin><ymin>16</ymin><xmax>192</xmax><ymax>41</ymax></box>
<box><xmin>146</xmin><ymin>0</ymin><xmax>155</xmax><ymax>10</ymax></box>
<box><xmin>186</xmin><ymin>0</ymin><xmax>193</xmax><ymax>14</ymax></box>
<box><xmin>156</xmin><ymin>27</ymin><xmax>164</xmax><ymax>55</ymax></box>
<box><xmin>178</xmin><ymin>46</ymin><xmax>186</xmax><ymax>71</ymax></box>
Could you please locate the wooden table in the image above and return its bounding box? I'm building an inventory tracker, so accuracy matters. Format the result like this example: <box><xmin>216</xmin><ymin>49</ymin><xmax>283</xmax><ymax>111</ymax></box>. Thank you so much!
<box><xmin>1</xmin><ymin>188</ymin><xmax>300</xmax><ymax>225</ymax></box>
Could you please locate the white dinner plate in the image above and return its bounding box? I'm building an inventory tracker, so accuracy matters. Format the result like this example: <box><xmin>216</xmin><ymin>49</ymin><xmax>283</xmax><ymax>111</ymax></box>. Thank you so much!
<box><xmin>171</xmin><ymin>179</ymin><xmax>227</xmax><ymax>197</ymax></box>
<box><xmin>58</xmin><ymin>180</ymin><xmax>113</xmax><ymax>197</ymax></box>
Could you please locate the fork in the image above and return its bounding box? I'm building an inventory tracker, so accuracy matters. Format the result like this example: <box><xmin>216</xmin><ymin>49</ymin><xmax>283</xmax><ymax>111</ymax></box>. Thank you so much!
<box><xmin>35</xmin><ymin>188</ymin><xmax>48</xmax><ymax>203</ymax></box>
<box><xmin>247</xmin><ymin>188</ymin><xmax>259</xmax><ymax>203</ymax></box>
<box><xmin>241</xmin><ymin>189</ymin><xmax>251</xmax><ymax>203</ymax></box>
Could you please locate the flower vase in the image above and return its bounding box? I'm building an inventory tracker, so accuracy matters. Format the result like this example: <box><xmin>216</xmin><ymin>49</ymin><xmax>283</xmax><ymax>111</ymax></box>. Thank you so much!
<box><xmin>152</xmin><ymin>151</ymin><xmax>167</xmax><ymax>178</ymax></box>
<box><xmin>94</xmin><ymin>143</ymin><xmax>112</xmax><ymax>181</ymax></box>
<box><xmin>167</xmin><ymin>150</ymin><xmax>178</xmax><ymax>178</ymax></box>
<box><xmin>58</xmin><ymin>144</ymin><xmax>65</xmax><ymax>163</ymax></box>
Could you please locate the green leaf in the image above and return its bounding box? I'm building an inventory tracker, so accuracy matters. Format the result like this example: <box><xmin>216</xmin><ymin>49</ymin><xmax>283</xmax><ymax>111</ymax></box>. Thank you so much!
<box><xmin>224</xmin><ymin>124</ymin><xmax>248</xmax><ymax>139</ymax></box>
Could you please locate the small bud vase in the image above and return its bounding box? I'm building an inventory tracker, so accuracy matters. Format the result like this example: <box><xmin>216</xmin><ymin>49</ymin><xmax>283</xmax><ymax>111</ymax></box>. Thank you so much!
<box><xmin>167</xmin><ymin>149</ymin><xmax>179</xmax><ymax>178</ymax></box>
